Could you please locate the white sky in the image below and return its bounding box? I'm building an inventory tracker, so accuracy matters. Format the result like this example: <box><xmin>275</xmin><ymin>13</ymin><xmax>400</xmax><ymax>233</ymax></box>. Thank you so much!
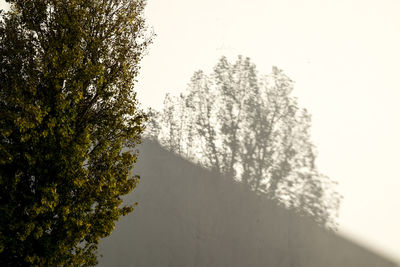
<box><xmin>2</xmin><ymin>0</ymin><xmax>400</xmax><ymax>262</ymax></box>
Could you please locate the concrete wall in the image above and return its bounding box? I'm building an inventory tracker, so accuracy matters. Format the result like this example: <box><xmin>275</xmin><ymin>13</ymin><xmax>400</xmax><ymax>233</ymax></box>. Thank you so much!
<box><xmin>98</xmin><ymin>141</ymin><xmax>398</xmax><ymax>267</ymax></box>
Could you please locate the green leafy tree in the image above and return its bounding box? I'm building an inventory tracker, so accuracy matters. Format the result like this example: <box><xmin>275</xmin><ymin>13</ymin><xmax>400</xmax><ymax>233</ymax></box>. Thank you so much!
<box><xmin>0</xmin><ymin>0</ymin><xmax>151</xmax><ymax>265</ymax></box>
<box><xmin>148</xmin><ymin>56</ymin><xmax>341</xmax><ymax>229</ymax></box>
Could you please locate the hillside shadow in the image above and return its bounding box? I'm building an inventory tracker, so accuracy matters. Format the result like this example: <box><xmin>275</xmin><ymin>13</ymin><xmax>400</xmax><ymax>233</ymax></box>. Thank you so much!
<box><xmin>98</xmin><ymin>140</ymin><xmax>399</xmax><ymax>267</ymax></box>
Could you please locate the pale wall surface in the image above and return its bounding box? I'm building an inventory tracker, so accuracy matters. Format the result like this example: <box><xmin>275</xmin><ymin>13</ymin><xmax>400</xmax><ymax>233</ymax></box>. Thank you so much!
<box><xmin>99</xmin><ymin>141</ymin><xmax>398</xmax><ymax>266</ymax></box>
<box><xmin>1</xmin><ymin>0</ymin><xmax>400</xmax><ymax>261</ymax></box>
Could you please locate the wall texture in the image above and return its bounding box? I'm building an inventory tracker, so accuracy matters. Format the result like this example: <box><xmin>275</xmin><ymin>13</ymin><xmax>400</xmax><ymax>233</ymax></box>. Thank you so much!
<box><xmin>98</xmin><ymin>141</ymin><xmax>398</xmax><ymax>267</ymax></box>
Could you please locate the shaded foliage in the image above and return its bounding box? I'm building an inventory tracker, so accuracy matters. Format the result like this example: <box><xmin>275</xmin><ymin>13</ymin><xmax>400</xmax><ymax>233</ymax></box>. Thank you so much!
<box><xmin>146</xmin><ymin>56</ymin><xmax>340</xmax><ymax>229</ymax></box>
<box><xmin>0</xmin><ymin>0</ymin><xmax>151</xmax><ymax>265</ymax></box>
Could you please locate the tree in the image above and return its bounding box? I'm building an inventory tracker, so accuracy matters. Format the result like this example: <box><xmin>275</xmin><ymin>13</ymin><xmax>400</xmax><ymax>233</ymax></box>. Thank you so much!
<box><xmin>147</xmin><ymin>56</ymin><xmax>341</xmax><ymax>229</ymax></box>
<box><xmin>0</xmin><ymin>0</ymin><xmax>151</xmax><ymax>265</ymax></box>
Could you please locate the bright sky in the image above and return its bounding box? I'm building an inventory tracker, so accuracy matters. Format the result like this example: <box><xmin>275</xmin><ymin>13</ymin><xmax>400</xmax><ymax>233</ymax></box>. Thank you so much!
<box><xmin>2</xmin><ymin>0</ymin><xmax>400</xmax><ymax>262</ymax></box>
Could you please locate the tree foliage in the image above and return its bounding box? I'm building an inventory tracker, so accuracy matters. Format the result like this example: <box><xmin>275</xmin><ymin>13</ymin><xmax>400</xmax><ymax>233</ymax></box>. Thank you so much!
<box><xmin>0</xmin><ymin>0</ymin><xmax>150</xmax><ymax>265</ymax></box>
<box><xmin>147</xmin><ymin>56</ymin><xmax>340</xmax><ymax>229</ymax></box>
